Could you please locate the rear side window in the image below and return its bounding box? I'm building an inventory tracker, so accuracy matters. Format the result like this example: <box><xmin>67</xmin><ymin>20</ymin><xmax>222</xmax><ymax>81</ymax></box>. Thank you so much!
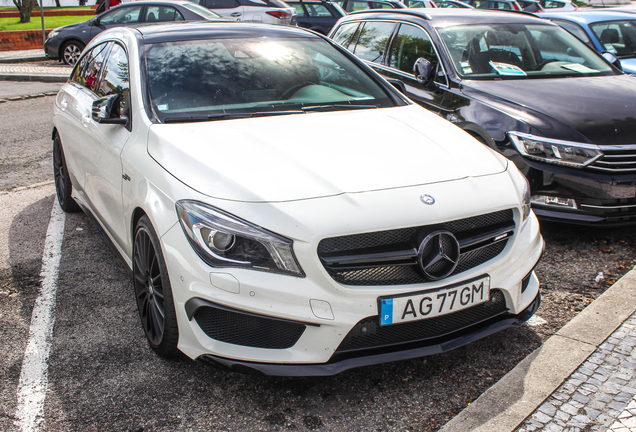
<box><xmin>145</xmin><ymin>6</ymin><xmax>185</xmax><ymax>22</ymax></box>
<box><xmin>352</xmin><ymin>21</ymin><xmax>396</xmax><ymax>63</ymax></box>
<box><xmin>205</xmin><ymin>0</ymin><xmax>239</xmax><ymax>8</ymax></box>
<box><xmin>306</xmin><ymin>3</ymin><xmax>333</xmax><ymax>16</ymax></box>
<box><xmin>97</xmin><ymin>43</ymin><xmax>131</xmax><ymax>117</ymax></box>
<box><xmin>331</xmin><ymin>22</ymin><xmax>360</xmax><ymax>48</ymax></box>
<box><xmin>72</xmin><ymin>42</ymin><xmax>111</xmax><ymax>93</ymax></box>
<box><xmin>543</xmin><ymin>0</ymin><xmax>564</xmax><ymax>7</ymax></box>
<box><xmin>291</xmin><ymin>2</ymin><xmax>306</xmax><ymax>16</ymax></box>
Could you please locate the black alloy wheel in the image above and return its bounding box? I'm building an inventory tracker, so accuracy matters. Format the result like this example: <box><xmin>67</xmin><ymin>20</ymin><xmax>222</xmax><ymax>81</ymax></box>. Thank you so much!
<box><xmin>133</xmin><ymin>216</ymin><xmax>179</xmax><ymax>357</ymax></box>
<box><xmin>53</xmin><ymin>135</ymin><xmax>80</xmax><ymax>213</ymax></box>
<box><xmin>61</xmin><ymin>40</ymin><xmax>84</xmax><ymax>66</ymax></box>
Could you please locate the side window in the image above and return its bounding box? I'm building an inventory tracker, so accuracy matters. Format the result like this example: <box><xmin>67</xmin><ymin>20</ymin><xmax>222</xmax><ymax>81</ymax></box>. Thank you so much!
<box><xmin>291</xmin><ymin>3</ymin><xmax>306</xmax><ymax>17</ymax></box>
<box><xmin>352</xmin><ymin>21</ymin><xmax>396</xmax><ymax>63</ymax></box>
<box><xmin>99</xmin><ymin>6</ymin><xmax>142</xmax><ymax>25</ymax></box>
<box><xmin>389</xmin><ymin>24</ymin><xmax>446</xmax><ymax>84</ymax></box>
<box><xmin>331</xmin><ymin>22</ymin><xmax>360</xmax><ymax>48</ymax></box>
<box><xmin>205</xmin><ymin>0</ymin><xmax>239</xmax><ymax>8</ymax></box>
<box><xmin>543</xmin><ymin>0</ymin><xmax>564</xmax><ymax>7</ymax></box>
<box><xmin>552</xmin><ymin>20</ymin><xmax>592</xmax><ymax>47</ymax></box>
<box><xmin>72</xmin><ymin>42</ymin><xmax>111</xmax><ymax>93</ymax></box>
<box><xmin>145</xmin><ymin>6</ymin><xmax>184</xmax><ymax>22</ymax></box>
<box><xmin>97</xmin><ymin>44</ymin><xmax>130</xmax><ymax>118</ymax></box>
<box><xmin>306</xmin><ymin>4</ymin><xmax>333</xmax><ymax>16</ymax></box>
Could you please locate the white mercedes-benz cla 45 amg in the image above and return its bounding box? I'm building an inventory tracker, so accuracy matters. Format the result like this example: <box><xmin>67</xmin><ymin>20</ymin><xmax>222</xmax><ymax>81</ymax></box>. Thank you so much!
<box><xmin>51</xmin><ymin>22</ymin><xmax>543</xmax><ymax>376</ymax></box>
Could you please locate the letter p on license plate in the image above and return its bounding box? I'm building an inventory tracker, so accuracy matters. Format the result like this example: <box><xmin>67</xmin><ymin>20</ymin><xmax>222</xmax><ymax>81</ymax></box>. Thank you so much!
<box><xmin>378</xmin><ymin>275</ymin><xmax>491</xmax><ymax>326</ymax></box>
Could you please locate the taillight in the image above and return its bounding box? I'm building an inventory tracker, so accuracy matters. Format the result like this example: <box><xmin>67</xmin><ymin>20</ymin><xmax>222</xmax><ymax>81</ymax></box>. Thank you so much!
<box><xmin>430</xmin><ymin>1</ymin><xmax>437</xmax><ymax>6</ymax></box>
<box><xmin>266</xmin><ymin>10</ymin><xmax>292</xmax><ymax>18</ymax></box>
<box><xmin>512</xmin><ymin>2</ymin><xmax>520</xmax><ymax>9</ymax></box>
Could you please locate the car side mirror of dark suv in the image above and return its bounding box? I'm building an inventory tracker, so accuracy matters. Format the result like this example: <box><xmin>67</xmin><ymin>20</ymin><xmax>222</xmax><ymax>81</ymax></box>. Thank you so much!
<box><xmin>601</xmin><ymin>51</ymin><xmax>622</xmax><ymax>71</ymax></box>
<box><xmin>413</xmin><ymin>57</ymin><xmax>434</xmax><ymax>85</ymax></box>
<box><xmin>92</xmin><ymin>94</ymin><xmax>129</xmax><ymax>126</ymax></box>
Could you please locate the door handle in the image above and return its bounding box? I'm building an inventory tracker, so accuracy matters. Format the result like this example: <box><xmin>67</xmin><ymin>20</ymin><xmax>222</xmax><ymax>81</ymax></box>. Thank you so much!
<box><xmin>230</xmin><ymin>12</ymin><xmax>242</xmax><ymax>16</ymax></box>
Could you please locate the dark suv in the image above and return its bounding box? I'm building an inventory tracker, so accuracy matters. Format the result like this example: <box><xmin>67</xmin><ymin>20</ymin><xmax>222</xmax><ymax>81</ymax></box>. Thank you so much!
<box><xmin>329</xmin><ymin>9</ymin><xmax>636</xmax><ymax>225</ymax></box>
<box><xmin>286</xmin><ymin>0</ymin><xmax>345</xmax><ymax>33</ymax></box>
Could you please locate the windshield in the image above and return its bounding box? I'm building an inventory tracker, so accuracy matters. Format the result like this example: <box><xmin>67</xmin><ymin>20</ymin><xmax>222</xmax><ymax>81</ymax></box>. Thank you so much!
<box><xmin>145</xmin><ymin>38</ymin><xmax>395</xmax><ymax>122</ymax></box>
<box><xmin>436</xmin><ymin>23</ymin><xmax>615</xmax><ymax>79</ymax></box>
<box><xmin>590</xmin><ymin>20</ymin><xmax>636</xmax><ymax>59</ymax></box>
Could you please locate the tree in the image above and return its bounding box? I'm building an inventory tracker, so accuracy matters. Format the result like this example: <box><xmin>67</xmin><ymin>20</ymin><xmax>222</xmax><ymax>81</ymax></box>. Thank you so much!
<box><xmin>12</xmin><ymin>0</ymin><xmax>35</xmax><ymax>24</ymax></box>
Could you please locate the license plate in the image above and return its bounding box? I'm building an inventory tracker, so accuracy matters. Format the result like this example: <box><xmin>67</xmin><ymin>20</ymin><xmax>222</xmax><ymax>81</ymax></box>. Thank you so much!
<box><xmin>378</xmin><ymin>275</ymin><xmax>491</xmax><ymax>326</ymax></box>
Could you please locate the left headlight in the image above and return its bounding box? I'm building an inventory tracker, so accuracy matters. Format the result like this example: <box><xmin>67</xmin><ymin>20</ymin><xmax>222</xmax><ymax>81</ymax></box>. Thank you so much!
<box><xmin>521</xmin><ymin>173</ymin><xmax>531</xmax><ymax>221</ymax></box>
<box><xmin>509</xmin><ymin>132</ymin><xmax>602</xmax><ymax>168</ymax></box>
<box><xmin>46</xmin><ymin>30</ymin><xmax>60</xmax><ymax>40</ymax></box>
<box><xmin>176</xmin><ymin>200</ymin><xmax>304</xmax><ymax>277</ymax></box>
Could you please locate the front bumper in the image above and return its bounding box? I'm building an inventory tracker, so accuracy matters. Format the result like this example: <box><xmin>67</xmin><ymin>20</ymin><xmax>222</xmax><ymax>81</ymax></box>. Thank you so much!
<box><xmin>197</xmin><ymin>289</ymin><xmax>541</xmax><ymax>377</ymax></box>
<box><xmin>44</xmin><ymin>37</ymin><xmax>61</xmax><ymax>60</ymax></box>
<box><xmin>522</xmin><ymin>158</ymin><xmax>636</xmax><ymax>226</ymax></box>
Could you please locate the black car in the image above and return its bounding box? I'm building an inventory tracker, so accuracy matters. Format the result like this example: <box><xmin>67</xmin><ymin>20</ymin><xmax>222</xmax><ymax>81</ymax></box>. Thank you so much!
<box><xmin>329</xmin><ymin>9</ymin><xmax>636</xmax><ymax>225</ymax></box>
<box><xmin>287</xmin><ymin>0</ymin><xmax>345</xmax><ymax>34</ymax></box>
<box><xmin>44</xmin><ymin>0</ymin><xmax>222</xmax><ymax>65</ymax></box>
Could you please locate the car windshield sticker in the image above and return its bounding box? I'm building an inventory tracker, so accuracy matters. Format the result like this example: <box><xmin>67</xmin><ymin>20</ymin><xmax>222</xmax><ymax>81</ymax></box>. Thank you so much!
<box><xmin>560</xmin><ymin>63</ymin><xmax>598</xmax><ymax>74</ymax></box>
<box><xmin>489</xmin><ymin>61</ymin><xmax>527</xmax><ymax>76</ymax></box>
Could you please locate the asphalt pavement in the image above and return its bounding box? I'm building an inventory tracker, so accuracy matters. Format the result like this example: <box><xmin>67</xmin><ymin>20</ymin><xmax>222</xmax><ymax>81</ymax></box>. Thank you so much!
<box><xmin>2</xmin><ymin>50</ymin><xmax>636</xmax><ymax>432</ymax></box>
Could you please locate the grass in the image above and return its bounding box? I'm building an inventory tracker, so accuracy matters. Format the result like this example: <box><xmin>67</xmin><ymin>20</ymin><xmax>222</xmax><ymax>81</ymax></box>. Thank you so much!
<box><xmin>0</xmin><ymin>15</ymin><xmax>90</xmax><ymax>31</ymax></box>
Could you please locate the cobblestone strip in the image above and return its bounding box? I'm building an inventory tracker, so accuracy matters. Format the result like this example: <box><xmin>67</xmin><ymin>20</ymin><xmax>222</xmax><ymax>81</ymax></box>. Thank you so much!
<box><xmin>0</xmin><ymin>49</ymin><xmax>45</xmax><ymax>60</ymax></box>
<box><xmin>516</xmin><ymin>313</ymin><xmax>636</xmax><ymax>432</ymax></box>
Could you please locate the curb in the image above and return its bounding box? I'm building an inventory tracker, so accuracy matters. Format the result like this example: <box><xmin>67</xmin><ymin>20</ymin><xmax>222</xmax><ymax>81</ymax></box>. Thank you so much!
<box><xmin>0</xmin><ymin>91</ymin><xmax>59</xmax><ymax>104</ymax></box>
<box><xmin>440</xmin><ymin>266</ymin><xmax>636</xmax><ymax>432</ymax></box>
<box><xmin>0</xmin><ymin>56</ymin><xmax>49</xmax><ymax>64</ymax></box>
<box><xmin>0</xmin><ymin>73</ymin><xmax>67</xmax><ymax>83</ymax></box>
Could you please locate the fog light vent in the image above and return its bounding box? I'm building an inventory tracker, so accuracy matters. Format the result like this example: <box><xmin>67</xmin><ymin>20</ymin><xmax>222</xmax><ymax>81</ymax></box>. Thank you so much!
<box><xmin>193</xmin><ymin>303</ymin><xmax>306</xmax><ymax>349</ymax></box>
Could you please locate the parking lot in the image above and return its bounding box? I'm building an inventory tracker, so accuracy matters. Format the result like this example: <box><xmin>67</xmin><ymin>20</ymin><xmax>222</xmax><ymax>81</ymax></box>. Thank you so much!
<box><xmin>0</xmin><ymin>92</ymin><xmax>635</xmax><ymax>432</ymax></box>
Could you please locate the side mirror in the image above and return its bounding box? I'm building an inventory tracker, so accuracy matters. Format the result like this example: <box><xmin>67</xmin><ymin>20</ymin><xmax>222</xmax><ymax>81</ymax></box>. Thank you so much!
<box><xmin>413</xmin><ymin>57</ymin><xmax>435</xmax><ymax>84</ymax></box>
<box><xmin>601</xmin><ymin>51</ymin><xmax>622</xmax><ymax>71</ymax></box>
<box><xmin>92</xmin><ymin>94</ymin><xmax>128</xmax><ymax>125</ymax></box>
<box><xmin>386</xmin><ymin>78</ymin><xmax>407</xmax><ymax>95</ymax></box>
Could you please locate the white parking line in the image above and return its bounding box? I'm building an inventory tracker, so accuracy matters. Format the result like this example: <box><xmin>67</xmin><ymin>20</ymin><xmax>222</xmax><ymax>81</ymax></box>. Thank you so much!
<box><xmin>14</xmin><ymin>200</ymin><xmax>66</xmax><ymax>432</ymax></box>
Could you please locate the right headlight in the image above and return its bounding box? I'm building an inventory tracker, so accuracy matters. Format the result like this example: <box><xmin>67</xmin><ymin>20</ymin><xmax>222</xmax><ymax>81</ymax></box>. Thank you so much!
<box><xmin>46</xmin><ymin>30</ymin><xmax>60</xmax><ymax>40</ymax></box>
<box><xmin>176</xmin><ymin>200</ymin><xmax>304</xmax><ymax>277</ymax></box>
<box><xmin>509</xmin><ymin>132</ymin><xmax>602</xmax><ymax>168</ymax></box>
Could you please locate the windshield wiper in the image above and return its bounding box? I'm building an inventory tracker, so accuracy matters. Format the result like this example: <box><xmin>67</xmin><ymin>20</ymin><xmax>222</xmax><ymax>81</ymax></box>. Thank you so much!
<box><xmin>301</xmin><ymin>104</ymin><xmax>378</xmax><ymax>112</ymax></box>
<box><xmin>164</xmin><ymin>110</ymin><xmax>304</xmax><ymax>123</ymax></box>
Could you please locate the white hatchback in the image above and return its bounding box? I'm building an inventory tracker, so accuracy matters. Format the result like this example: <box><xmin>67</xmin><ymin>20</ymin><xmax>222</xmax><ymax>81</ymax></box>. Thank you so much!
<box><xmin>52</xmin><ymin>22</ymin><xmax>543</xmax><ymax>376</ymax></box>
<box><xmin>191</xmin><ymin>0</ymin><xmax>297</xmax><ymax>24</ymax></box>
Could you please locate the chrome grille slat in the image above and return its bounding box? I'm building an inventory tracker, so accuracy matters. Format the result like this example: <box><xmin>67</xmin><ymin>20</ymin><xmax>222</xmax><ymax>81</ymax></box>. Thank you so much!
<box><xmin>589</xmin><ymin>146</ymin><xmax>636</xmax><ymax>173</ymax></box>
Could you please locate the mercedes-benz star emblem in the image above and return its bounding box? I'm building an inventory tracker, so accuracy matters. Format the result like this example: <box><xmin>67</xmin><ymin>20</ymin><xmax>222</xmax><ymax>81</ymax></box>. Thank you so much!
<box><xmin>418</xmin><ymin>231</ymin><xmax>460</xmax><ymax>280</ymax></box>
<box><xmin>420</xmin><ymin>194</ymin><xmax>435</xmax><ymax>205</ymax></box>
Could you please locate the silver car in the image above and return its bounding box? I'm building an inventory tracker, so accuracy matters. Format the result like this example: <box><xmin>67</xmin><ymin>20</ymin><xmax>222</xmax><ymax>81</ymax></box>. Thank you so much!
<box><xmin>192</xmin><ymin>0</ymin><xmax>297</xmax><ymax>25</ymax></box>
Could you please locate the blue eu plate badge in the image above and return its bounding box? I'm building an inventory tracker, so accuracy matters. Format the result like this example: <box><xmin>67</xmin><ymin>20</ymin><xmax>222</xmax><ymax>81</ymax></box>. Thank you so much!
<box><xmin>380</xmin><ymin>299</ymin><xmax>393</xmax><ymax>325</ymax></box>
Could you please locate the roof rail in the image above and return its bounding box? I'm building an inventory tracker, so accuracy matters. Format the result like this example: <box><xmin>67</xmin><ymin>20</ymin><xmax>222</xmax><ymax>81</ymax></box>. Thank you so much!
<box><xmin>348</xmin><ymin>9</ymin><xmax>432</xmax><ymax>19</ymax></box>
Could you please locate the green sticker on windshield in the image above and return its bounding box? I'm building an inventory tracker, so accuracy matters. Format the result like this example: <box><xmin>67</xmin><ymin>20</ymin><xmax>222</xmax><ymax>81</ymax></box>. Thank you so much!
<box><xmin>560</xmin><ymin>63</ymin><xmax>599</xmax><ymax>74</ymax></box>
<box><xmin>489</xmin><ymin>61</ymin><xmax>527</xmax><ymax>77</ymax></box>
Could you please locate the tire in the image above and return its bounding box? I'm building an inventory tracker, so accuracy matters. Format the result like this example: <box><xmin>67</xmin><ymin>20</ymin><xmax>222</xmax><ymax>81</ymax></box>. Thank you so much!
<box><xmin>53</xmin><ymin>135</ymin><xmax>81</xmax><ymax>213</ymax></box>
<box><xmin>133</xmin><ymin>216</ymin><xmax>179</xmax><ymax>357</ymax></box>
<box><xmin>61</xmin><ymin>40</ymin><xmax>84</xmax><ymax>66</ymax></box>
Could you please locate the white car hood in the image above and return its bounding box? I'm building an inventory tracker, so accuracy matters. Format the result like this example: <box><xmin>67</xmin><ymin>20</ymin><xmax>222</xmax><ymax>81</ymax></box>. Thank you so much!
<box><xmin>147</xmin><ymin>105</ymin><xmax>507</xmax><ymax>203</ymax></box>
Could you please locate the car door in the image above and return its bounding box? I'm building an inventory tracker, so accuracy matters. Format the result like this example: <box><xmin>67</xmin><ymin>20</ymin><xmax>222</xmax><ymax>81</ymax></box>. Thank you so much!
<box><xmin>380</xmin><ymin>22</ymin><xmax>449</xmax><ymax>115</ymax></box>
<box><xmin>57</xmin><ymin>42</ymin><xmax>112</xmax><ymax>193</ymax></box>
<box><xmin>303</xmin><ymin>2</ymin><xmax>339</xmax><ymax>33</ymax></box>
<box><xmin>201</xmin><ymin>0</ymin><xmax>244</xmax><ymax>20</ymax></box>
<box><xmin>90</xmin><ymin>5</ymin><xmax>143</xmax><ymax>39</ymax></box>
<box><xmin>83</xmin><ymin>42</ymin><xmax>133</xmax><ymax>249</ymax></box>
<box><xmin>349</xmin><ymin>21</ymin><xmax>397</xmax><ymax>65</ymax></box>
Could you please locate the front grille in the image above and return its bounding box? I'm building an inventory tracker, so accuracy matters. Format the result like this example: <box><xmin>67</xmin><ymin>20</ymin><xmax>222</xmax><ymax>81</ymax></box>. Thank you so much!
<box><xmin>193</xmin><ymin>305</ymin><xmax>306</xmax><ymax>349</ymax></box>
<box><xmin>589</xmin><ymin>146</ymin><xmax>636</xmax><ymax>173</ymax></box>
<box><xmin>336</xmin><ymin>289</ymin><xmax>508</xmax><ymax>353</ymax></box>
<box><xmin>318</xmin><ymin>210</ymin><xmax>514</xmax><ymax>286</ymax></box>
